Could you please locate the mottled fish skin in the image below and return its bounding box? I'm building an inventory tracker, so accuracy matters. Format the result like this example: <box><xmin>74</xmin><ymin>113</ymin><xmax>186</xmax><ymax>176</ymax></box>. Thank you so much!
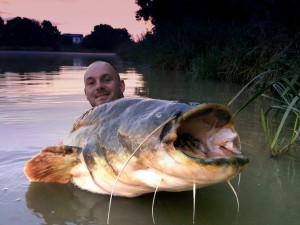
<box><xmin>24</xmin><ymin>97</ymin><xmax>249</xmax><ymax>197</ymax></box>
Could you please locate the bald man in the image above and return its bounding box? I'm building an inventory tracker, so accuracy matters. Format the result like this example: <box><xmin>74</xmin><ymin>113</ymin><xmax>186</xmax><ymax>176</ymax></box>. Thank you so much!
<box><xmin>84</xmin><ymin>61</ymin><xmax>125</xmax><ymax>107</ymax></box>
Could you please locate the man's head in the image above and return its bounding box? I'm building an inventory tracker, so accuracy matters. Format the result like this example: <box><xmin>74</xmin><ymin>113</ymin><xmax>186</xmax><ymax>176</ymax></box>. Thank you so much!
<box><xmin>84</xmin><ymin>61</ymin><xmax>125</xmax><ymax>107</ymax></box>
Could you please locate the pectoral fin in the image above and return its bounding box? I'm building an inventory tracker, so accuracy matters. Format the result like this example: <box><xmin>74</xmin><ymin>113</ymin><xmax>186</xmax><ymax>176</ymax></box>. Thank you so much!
<box><xmin>24</xmin><ymin>145</ymin><xmax>82</xmax><ymax>183</ymax></box>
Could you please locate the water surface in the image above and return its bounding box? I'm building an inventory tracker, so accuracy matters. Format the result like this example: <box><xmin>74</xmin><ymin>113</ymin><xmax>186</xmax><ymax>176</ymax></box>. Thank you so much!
<box><xmin>0</xmin><ymin>51</ymin><xmax>299</xmax><ymax>225</ymax></box>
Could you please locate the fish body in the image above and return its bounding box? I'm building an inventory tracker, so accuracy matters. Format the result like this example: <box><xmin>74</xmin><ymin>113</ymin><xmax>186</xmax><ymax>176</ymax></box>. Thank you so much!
<box><xmin>24</xmin><ymin>97</ymin><xmax>249</xmax><ymax>197</ymax></box>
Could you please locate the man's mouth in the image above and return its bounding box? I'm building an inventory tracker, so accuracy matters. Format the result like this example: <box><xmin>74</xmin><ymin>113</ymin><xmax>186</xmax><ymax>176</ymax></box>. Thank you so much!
<box><xmin>95</xmin><ymin>92</ymin><xmax>110</xmax><ymax>99</ymax></box>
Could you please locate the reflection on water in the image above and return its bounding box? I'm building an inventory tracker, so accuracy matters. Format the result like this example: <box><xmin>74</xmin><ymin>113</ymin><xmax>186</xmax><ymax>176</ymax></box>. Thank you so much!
<box><xmin>26</xmin><ymin>183</ymin><xmax>155</xmax><ymax>225</ymax></box>
<box><xmin>0</xmin><ymin>51</ymin><xmax>299</xmax><ymax>225</ymax></box>
<box><xmin>25</xmin><ymin>182</ymin><xmax>243</xmax><ymax>225</ymax></box>
<box><xmin>0</xmin><ymin>51</ymin><xmax>120</xmax><ymax>74</ymax></box>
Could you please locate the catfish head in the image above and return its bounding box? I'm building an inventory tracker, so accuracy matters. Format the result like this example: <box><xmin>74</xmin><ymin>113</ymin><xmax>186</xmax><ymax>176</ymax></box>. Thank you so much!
<box><xmin>140</xmin><ymin>103</ymin><xmax>249</xmax><ymax>192</ymax></box>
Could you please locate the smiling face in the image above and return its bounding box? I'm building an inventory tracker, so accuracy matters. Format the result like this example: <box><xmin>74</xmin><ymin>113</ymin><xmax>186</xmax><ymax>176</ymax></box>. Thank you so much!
<box><xmin>84</xmin><ymin>61</ymin><xmax>125</xmax><ymax>107</ymax></box>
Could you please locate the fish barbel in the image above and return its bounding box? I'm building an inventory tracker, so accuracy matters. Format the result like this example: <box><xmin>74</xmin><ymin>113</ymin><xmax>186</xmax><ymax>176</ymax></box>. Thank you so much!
<box><xmin>24</xmin><ymin>97</ymin><xmax>249</xmax><ymax>197</ymax></box>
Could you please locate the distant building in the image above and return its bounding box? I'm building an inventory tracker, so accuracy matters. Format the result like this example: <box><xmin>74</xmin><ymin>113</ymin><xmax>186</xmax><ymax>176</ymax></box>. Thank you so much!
<box><xmin>62</xmin><ymin>33</ymin><xmax>83</xmax><ymax>44</ymax></box>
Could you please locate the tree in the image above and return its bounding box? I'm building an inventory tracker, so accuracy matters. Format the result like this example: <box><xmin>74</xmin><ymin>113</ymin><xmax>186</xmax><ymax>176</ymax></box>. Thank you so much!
<box><xmin>83</xmin><ymin>24</ymin><xmax>132</xmax><ymax>51</ymax></box>
<box><xmin>0</xmin><ymin>17</ymin><xmax>4</xmax><ymax>27</ymax></box>
<box><xmin>41</xmin><ymin>20</ymin><xmax>61</xmax><ymax>46</ymax></box>
<box><xmin>115</xmin><ymin>28</ymin><xmax>132</xmax><ymax>42</ymax></box>
<box><xmin>2</xmin><ymin>17</ymin><xmax>62</xmax><ymax>47</ymax></box>
<box><xmin>4</xmin><ymin>17</ymin><xmax>43</xmax><ymax>46</ymax></box>
<box><xmin>0</xmin><ymin>16</ymin><xmax>4</xmax><ymax>45</ymax></box>
<box><xmin>135</xmin><ymin>0</ymin><xmax>300</xmax><ymax>34</ymax></box>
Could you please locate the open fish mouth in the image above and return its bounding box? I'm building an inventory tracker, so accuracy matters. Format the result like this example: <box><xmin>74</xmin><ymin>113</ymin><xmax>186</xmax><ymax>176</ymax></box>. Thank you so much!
<box><xmin>170</xmin><ymin>103</ymin><xmax>249</xmax><ymax>165</ymax></box>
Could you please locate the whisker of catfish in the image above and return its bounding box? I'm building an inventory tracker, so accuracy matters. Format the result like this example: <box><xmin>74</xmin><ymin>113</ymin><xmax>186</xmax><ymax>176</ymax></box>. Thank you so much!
<box><xmin>227</xmin><ymin>180</ymin><xmax>240</xmax><ymax>212</ymax></box>
<box><xmin>152</xmin><ymin>177</ymin><xmax>162</xmax><ymax>224</ymax></box>
<box><xmin>236</xmin><ymin>134</ymin><xmax>242</xmax><ymax>187</ymax></box>
<box><xmin>238</xmin><ymin>173</ymin><xmax>241</xmax><ymax>186</ymax></box>
<box><xmin>193</xmin><ymin>182</ymin><xmax>196</xmax><ymax>224</ymax></box>
<box><xmin>107</xmin><ymin>115</ymin><xmax>178</xmax><ymax>224</ymax></box>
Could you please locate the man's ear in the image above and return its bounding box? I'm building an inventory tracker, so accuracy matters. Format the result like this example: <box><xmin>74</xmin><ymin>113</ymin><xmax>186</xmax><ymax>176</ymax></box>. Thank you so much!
<box><xmin>120</xmin><ymin>80</ymin><xmax>125</xmax><ymax>93</ymax></box>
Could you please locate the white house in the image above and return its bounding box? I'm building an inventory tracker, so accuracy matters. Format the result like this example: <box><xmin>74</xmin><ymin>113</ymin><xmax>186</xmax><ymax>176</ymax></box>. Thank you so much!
<box><xmin>62</xmin><ymin>33</ymin><xmax>83</xmax><ymax>44</ymax></box>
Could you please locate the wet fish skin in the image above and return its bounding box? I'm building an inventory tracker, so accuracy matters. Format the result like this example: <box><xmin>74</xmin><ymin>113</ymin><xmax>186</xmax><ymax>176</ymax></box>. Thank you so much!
<box><xmin>24</xmin><ymin>97</ymin><xmax>249</xmax><ymax>197</ymax></box>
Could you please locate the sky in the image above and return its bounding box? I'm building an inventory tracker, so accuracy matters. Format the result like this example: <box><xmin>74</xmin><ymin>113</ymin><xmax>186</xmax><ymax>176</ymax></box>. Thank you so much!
<box><xmin>0</xmin><ymin>0</ymin><xmax>152</xmax><ymax>40</ymax></box>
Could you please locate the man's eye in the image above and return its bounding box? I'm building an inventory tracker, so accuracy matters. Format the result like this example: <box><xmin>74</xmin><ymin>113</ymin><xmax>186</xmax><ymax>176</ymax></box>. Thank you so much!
<box><xmin>87</xmin><ymin>81</ymin><xmax>94</xmax><ymax>85</ymax></box>
<box><xmin>104</xmin><ymin>78</ymin><xmax>112</xmax><ymax>83</ymax></box>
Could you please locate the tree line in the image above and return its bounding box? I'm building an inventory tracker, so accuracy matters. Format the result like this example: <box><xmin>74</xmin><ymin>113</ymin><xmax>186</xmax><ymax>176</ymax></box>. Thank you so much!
<box><xmin>135</xmin><ymin>0</ymin><xmax>300</xmax><ymax>35</ymax></box>
<box><xmin>117</xmin><ymin>0</ymin><xmax>300</xmax><ymax>83</ymax></box>
<box><xmin>0</xmin><ymin>16</ymin><xmax>132</xmax><ymax>51</ymax></box>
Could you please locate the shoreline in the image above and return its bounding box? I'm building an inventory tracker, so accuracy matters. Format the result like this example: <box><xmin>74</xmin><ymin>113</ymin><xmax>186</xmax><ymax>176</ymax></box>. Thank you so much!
<box><xmin>0</xmin><ymin>49</ymin><xmax>117</xmax><ymax>56</ymax></box>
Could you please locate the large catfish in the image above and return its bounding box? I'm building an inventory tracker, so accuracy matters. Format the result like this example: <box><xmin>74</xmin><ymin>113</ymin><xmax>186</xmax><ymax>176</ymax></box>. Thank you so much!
<box><xmin>24</xmin><ymin>97</ymin><xmax>249</xmax><ymax>197</ymax></box>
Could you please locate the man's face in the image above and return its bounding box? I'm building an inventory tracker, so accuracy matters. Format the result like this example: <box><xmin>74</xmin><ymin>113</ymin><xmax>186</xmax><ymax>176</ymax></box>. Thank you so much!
<box><xmin>84</xmin><ymin>62</ymin><xmax>125</xmax><ymax>107</ymax></box>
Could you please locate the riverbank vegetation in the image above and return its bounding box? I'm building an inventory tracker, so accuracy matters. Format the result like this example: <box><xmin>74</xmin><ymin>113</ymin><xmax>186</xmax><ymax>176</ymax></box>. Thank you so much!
<box><xmin>259</xmin><ymin>75</ymin><xmax>300</xmax><ymax>157</ymax></box>
<box><xmin>229</xmin><ymin>74</ymin><xmax>300</xmax><ymax>157</ymax></box>
<box><xmin>119</xmin><ymin>0</ymin><xmax>300</xmax><ymax>83</ymax></box>
<box><xmin>117</xmin><ymin>0</ymin><xmax>300</xmax><ymax>157</ymax></box>
<box><xmin>0</xmin><ymin>17</ymin><xmax>132</xmax><ymax>52</ymax></box>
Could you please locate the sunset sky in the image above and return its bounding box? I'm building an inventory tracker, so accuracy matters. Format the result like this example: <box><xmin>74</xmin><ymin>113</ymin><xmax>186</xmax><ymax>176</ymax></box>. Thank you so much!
<box><xmin>0</xmin><ymin>0</ymin><xmax>151</xmax><ymax>40</ymax></box>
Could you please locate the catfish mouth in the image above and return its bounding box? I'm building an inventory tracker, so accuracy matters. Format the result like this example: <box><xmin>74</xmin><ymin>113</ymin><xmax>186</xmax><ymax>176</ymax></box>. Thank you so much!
<box><xmin>172</xmin><ymin>104</ymin><xmax>249</xmax><ymax>165</ymax></box>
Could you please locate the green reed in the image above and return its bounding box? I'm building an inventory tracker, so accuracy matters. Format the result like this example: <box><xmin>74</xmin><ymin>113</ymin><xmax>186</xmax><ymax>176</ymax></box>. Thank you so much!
<box><xmin>261</xmin><ymin>76</ymin><xmax>300</xmax><ymax>156</ymax></box>
<box><xmin>231</xmin><ymin>74</ymin><xmax>300</xmax><ymax>157</ymax></box>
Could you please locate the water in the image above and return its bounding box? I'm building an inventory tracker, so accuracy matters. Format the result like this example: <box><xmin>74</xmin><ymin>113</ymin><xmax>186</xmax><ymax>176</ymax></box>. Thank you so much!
<box><xmin>0</xmin><ymin>51</ymin><xmax>299</xmax><ymax>225</ymax></box>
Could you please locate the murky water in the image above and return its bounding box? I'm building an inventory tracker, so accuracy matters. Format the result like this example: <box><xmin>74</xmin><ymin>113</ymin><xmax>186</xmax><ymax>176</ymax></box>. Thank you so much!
<box><xmin>0</xmin><ymin>51</ymin><xmax>299</xmax><ymax>225</ymax></box>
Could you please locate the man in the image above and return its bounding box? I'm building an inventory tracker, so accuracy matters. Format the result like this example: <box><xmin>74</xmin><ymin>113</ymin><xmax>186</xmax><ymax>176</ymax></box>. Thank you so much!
<box><xmin>84</xmin><ymin>61</ymin><xmax>125</xmax><ymax>107</ymax></box>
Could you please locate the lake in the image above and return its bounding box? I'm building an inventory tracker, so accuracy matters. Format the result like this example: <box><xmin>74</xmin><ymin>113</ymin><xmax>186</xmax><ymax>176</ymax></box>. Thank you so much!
<box><xmin>0</xmin><ymin>51</ymin><xmax>299</xmax><ymax>225</ymax></box>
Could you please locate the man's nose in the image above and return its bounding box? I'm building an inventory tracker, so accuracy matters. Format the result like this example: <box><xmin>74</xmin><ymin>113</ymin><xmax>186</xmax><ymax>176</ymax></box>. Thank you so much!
<box><xmin>95</xmin><ymin>81</ymin><xmax>105</xmax><ymax>90</ymax></box>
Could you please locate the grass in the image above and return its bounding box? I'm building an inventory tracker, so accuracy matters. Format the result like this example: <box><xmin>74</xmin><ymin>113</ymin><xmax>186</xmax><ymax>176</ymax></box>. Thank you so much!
<box><xmin>231</xmin><ymin>74</ymin><xmax>300</xmax><ymax>157</ymax></box>
<box><xmin>260</xmin><ymin>76</ymin><xmax>300</xmax><ymax>156</ymax></box>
